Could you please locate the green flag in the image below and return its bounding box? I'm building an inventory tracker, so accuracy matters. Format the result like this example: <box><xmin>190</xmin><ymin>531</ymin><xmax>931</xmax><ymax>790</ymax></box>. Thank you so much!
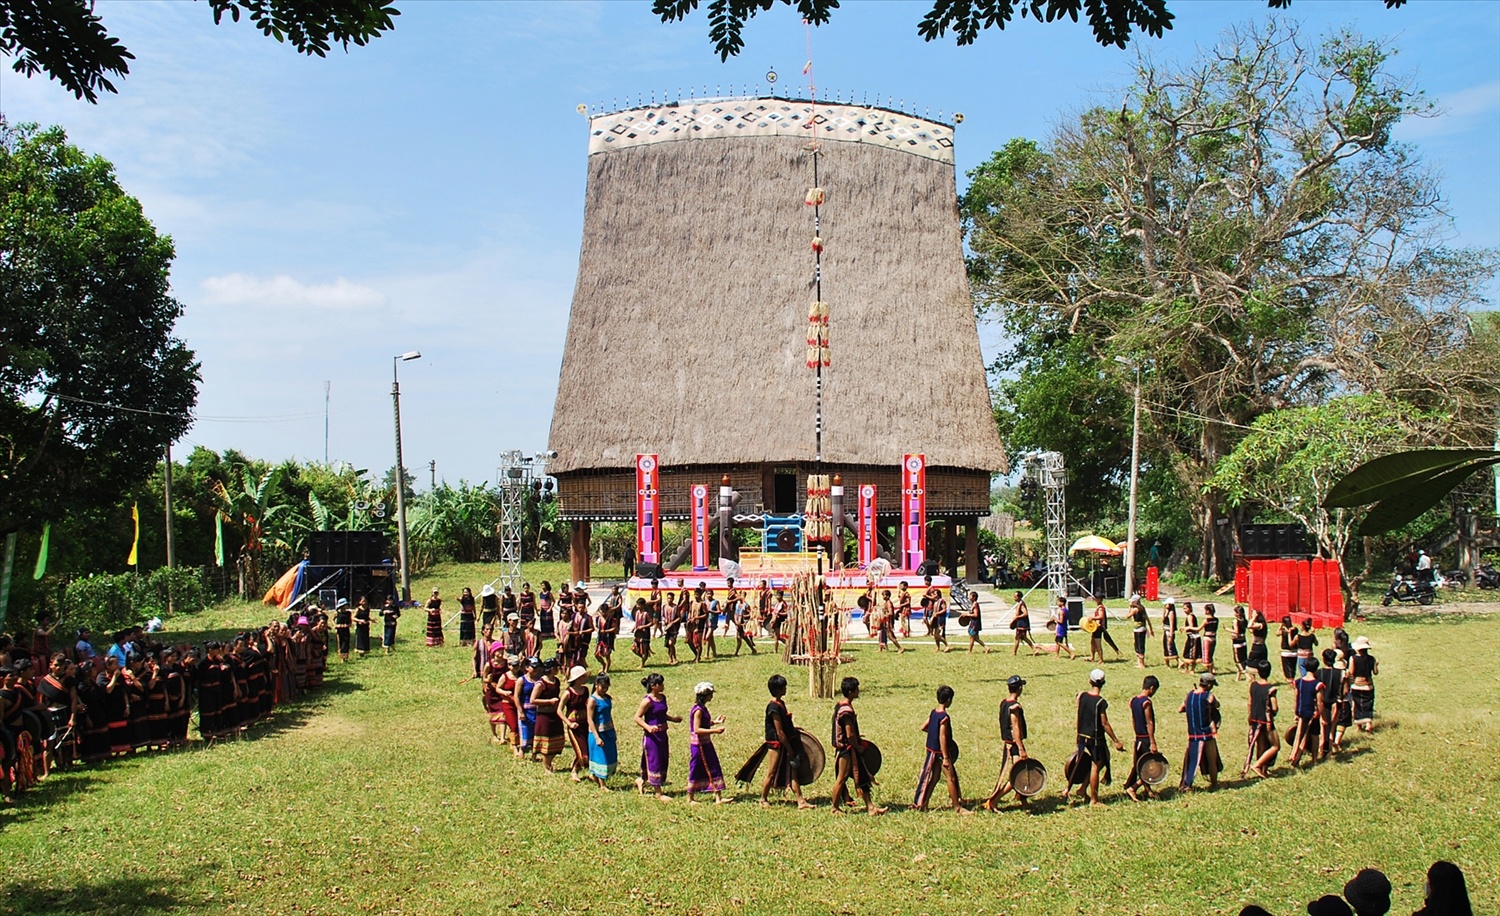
<box><xmin>33</xmin><ymin>521</ymin><xmax>50</xmax><ymax>579</ymax></box>
<box><xmin>215</xmin><ymin>511</ymin><xmax>225</xmax><ymax>567</ymax></box>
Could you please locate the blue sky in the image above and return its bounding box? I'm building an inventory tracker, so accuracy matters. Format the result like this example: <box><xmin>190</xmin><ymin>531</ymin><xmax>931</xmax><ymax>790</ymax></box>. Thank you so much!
<box><xmin>3</xmin><ymin>0</ymin><xmax>1497</xmax><ymax>486</ymax></box>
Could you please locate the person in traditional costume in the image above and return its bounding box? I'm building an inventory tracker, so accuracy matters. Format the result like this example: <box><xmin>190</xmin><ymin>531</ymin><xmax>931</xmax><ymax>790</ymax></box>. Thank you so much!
<box><xmin>587</xmin><ymin>673</ymin><xmax>618</xmax><ymax>788</ymax></box>
<box><xmin>1289</xmin><ymin>656</ymin><xmax>1325</xmax><ymax>767</ymax></box>
<box><xmin>686</xmin><ymin>587</ymin><xmax>708</xmax><ymax>664</ymax></box>
<box><xmin>1230</xmin><ymin>605</ymin><xmax>1248</xmax><ymax>681</ymax></box>
<box><xmin>634</xmin><ymin>672</ymin><xmax>680</xmax><ymax>801</ymax></box>
<box><xmin>380</xmin><ymin>596</ymin><xmax>400</xmax><ymax>655</ymax></box>
<box><xmin>1161</xmin><ymin>597</ymin><xmax>1179</xmax><ymax>668</ymax></box>
<box><xmin>1243</xmin><ymin>659</ymin><xmax>1279</xmax><ymax>779</ymax></box>
<box><xmin>983</xmin><ymin>675</ymin><xmax>1030</xmax><ymax>811</ymax></box>
<box><xmin>913</xmin><ymin>685</ymin><xmax>964</xmax><ymax>812</ymax></box>
<box><xmin>830</xmin><ymin>676</ymin><xmax>886</xmax><ymax>816</ymax></box>
<box><xmin>1294</xmin><ymin>617</ymin><xmax>1318</xmax><ymax>678</ymax></box>
<box><xmin>735</xmin><ymin>674</ymin><xmax>813</xmax><ymax>809</ymax></box>
<box><xmin>480</xmin><ymin>584</ymin><xmax>500</xmax><ymax>629</ymax></box>
<box><xmin>645</xmin><ymin>579</ymin><xmax>663</xmax><ymax>633</ymax></box>
<box><xmin>662</xmin><ymin>586</ymin><xmax>687</xmax><ymax>665</ymax></box>
<box><xmin>730</xmin><ymin>590</ymin><xmax>758</xmax><ymax>656</ymax></box>
<box><xmin>1086</xmin><ymin>599</ymin><xmax>1108</xmax><ymax>663</ymax></box>
<box><xmin>424</xmin><ymin>589</ymin><xmax>444</xmax><ymax>647</ymax></box>
<box><xmin>924</xmin><ymin>577</ymin><xmax>949</xmax><ymax>652</ymax></box>
<box><xmin>896</xmin><ymin>582</ymin><xmax>912</xmax><ymax>638</ymax></box>
<box><xmin>1316</xmin><ymin>647</ymin><xmax>1348</xmax><ymax>758</ymax></box>
<box><xmin>482</xmin><ymin>654</ymin><xmax>512</xmax><ymax>744</ymax></box>
<box><xmin>333</xmin><ymin>600</ymin><xmax>353</xmax><ymax>662</ymax></box>
<box><xmin>458</xmin><ymin>587</ymin><xmax>477</xmax><ymax>647</ymax></box>
<box><xmin>514</xmin><ymin>656</ymin><xmax>541</xmax><ymax>757</ymax></box>
<box><xmin>563</xmin><ymin>665</ymin><xmax>592</xmax><ymax>782</ymax></box>
<box><xmin>1201</xmin><ymin>603</ymin><xmax>1220</xmax><ymax>674</ymax></box>
<box><xmin>1123</xmin><ymin>675</ymin><xmax>1161</xmax><ymax>802</ymax></box>
<box><xmin>1180</xmin><ymin>601</ymin><xmax>1201</xmax><ymax>673</ymax></box>
<box><xmin>1006</xmin><ymin>592</ymin><xmax>1038</xmax><ymax>656</ymax></box>
<box><xmin>1049</xmin><ymin>596</ymin><xmax>1078</xmax><ymax>660</ymax></box>
<box><xmin>497</xmin><ymin>654</ymin><xmax>521</xmax><ymax>755</ymax></box>
<box><xmin>631</xmin><ymin>599</ymin><xmax>653</xmax><ymax>668</ymax></box>
<box><xmin>686</xmin><ymin>681</ymin><xmax>731</xmax><ymax>804</ymax></box>
<box><xmin>1064</xmin><ymin>669</ymin><xmax>1125</xmax><ymax>806</ymax></box>
<box><xmin>596</xmin><ymin>586</ymin><xmax>623</xmax><ymax>672</ymax></box>
<box><xmin>1276</xmin><ymin>614</ymin><xmax>1297</xmax><ymax>679</ymax></box>
<box><xmin>1178</xmin><ymin>672</ymin><xmax>1222</xmax><ymax>791</ymax></box>
<box><xmin>1348</xmin><ymin>635</ymin><xmax>1378</xmax><ymax>732</ymax></box>
<box><xmin>353</xmin><ymin>597</ymin><xmax>372</xmax><ymax>657</ymax></box>
<box><xmin>963</xmin><ymin>592</ymin><xmax>990</xmax><ymax>654</ymax></box>
<box><xmin>530</xmin><ymin>659</ymin><xmax>566</xmax><ymax>771</ymax></box>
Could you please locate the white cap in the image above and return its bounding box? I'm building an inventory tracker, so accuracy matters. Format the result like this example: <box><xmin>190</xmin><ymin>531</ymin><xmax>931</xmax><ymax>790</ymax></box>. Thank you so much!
<box><xmin>575</xmin><ymin>580</ymin><xmax>588</xmax><ymax>590</ymax></box>
<box><xmin>694</xmin><ymin>681</ymin><xmax>715</xmax><ymax>695</ymax></box>
<box><xmin>1089</xmin><ymin>668</ymin><xmax>1106</xmax><ymax>685</ymax></box>
<box><xmin>1163</xmin><ymin>597</ymin><xmax>1175</xmax><ymax>606</ymax></box>
<box><xmin>567</xmin><ymin>665</ymin><xmax>589</xmax><ymax>683</ymax></box>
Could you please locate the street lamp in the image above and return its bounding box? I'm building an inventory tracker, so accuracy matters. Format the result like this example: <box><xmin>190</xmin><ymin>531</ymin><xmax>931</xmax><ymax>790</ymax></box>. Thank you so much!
<box><xmin>393</xmin><ymin>350</ymin><xmax>421</xmax><ymax>601</ymax></box>
<box><xmin>1114</xmin><ymin>356</ymin><xmax>1142</xmax><ymax>601</ymax></box>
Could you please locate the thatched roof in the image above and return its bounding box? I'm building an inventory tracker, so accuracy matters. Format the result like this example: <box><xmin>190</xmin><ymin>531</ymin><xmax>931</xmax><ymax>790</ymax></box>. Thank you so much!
<box><xmin>548</xmin><ymin>98</ymin><xmax>1006</xmax><ymax>476</ymax></box>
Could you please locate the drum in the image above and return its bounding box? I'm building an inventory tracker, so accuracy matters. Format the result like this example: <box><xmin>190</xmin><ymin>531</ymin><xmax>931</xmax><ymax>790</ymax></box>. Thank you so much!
<box><xmin>1081</xmin><ymin>617</ymin><xmax>1101</xmax><ymax>634</ymax></box>
<box><xmin>1063</xmin><ymin>750</ymin><xmax>1091</xmax><ymax>785</ymax></box>
<box><xmin>1137</xmin><ymin>751</ymin><xmax>1170</xmax><ymax>786</ymax></box>
<box><xmin>860</xmin><ymin>740</ymin><xmax>883</xmax><ymax>778</ymax></box>
<box><xmin>1010</xmin><ymin>758</ymin><xmax>1047</xmax><ymax>797</ymax></box>
<box><xmin>796</xmin><ymin>727</ymin><xmax>826</xmax><ymax>784</ymax></box>
<box><xmin>957</xmin><ymin>614</ymin><xmax>973</xmax><ymax>628</ymax></box>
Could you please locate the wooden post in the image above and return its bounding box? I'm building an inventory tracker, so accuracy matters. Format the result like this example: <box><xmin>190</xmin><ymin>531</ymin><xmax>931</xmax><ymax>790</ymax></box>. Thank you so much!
<box><xmin>964</xmin><ymin>517</ymin><xmax>980</xmax><ymax>584</ymax></box>
<box><xmin>570</xmin><ymin>520</ymin><xmax>592</xmax><ymax>585</ymax></box>
<box><xmin>944</xmin><ymin>518</ymin><xmax>959</xmax><ymax>576</ymax></box>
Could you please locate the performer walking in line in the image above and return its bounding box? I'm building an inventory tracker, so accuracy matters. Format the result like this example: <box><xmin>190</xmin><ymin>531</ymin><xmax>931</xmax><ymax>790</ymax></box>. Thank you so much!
<box><xmin>1289</xmin><ymin>656</ymin><xmax>1325</xmax><ymax>767</ymax></box>
<box><xmin>1348</xmin><ymin>635</ymin><xmax>1378</xmax><ymax>733</ymax></box>
<box><xmin>457</xmin><ymin>587</ymin><xmax>477</xmax><ymax>647</ymax></box>
<box><xmin>963</xmin><ymin>592</ymin><xmax>991</xmax><ymax>654</ymax></box>
<box><xmin>830</xmin><ymin>676</ymin><xmax>886</xmax><ymax>816</ymax></box>
<box><xmin>424</xmin><ymin>589</ymin><xmax>444</xmax><ymax>648</ymax></box>
<box><xmin>924</xmin><ymin>578</ymin><xmax>950</xmax><ymax>652</ymax></box>
<box><xmin>1087</xmin><ymin>599</ymin><xmax>1107</xmax><ymax>663</ymax></box>
<box><xmin>735</xmin><ymin>674</ymin><xmax>814</xmax><ymax>809</ymax></box>
<box><xmin>1127</xmin><ymin>596</ymin><xmax>1153</xmax><ymax>669</ymax></box>
<box><xmin>1064</xmin><ymin>669</ymin><xmax>1125</xmax><ymax>807</ymax></box>
<box><xmin>380</xmin><ymin>596</ymin><xmax>400</xmax><ymax>655</ymax></box>
<box><xmin>1009</xmin><ymin>592</ymin><xmax>1040</xmax><ymax>656</ymax></box>
<box><xmin>634</xmin><ymin>672</ymin><xmax>680</xmax><ymax>801</ymax></box>
<box><xmin>515</xmin><ymin>656</ymin><xmax>541</xmax><ymax>758</ymax></box>
<box><xmin>686</xmin><ymin>682</ymin><xmax>731</xmax><ymax>804</ymax></box>
<box><xmin>731</xmin><ymin>590</ymin><xmax>758</xmax><ymax>656</ymax></box>
<box><xmin>1096</xmin><ymin>598</ymin><xmax>1121</xmax><ymax>657</ymax></box>
<box><xmin>983</xmin><ymin>675</ymin><xmax>1029</xmax><ymax>811</ymax></box>
<box><xmin>587</xmin><ymin>673</ymin><xmax>618</xmax><ymax>788</ymax></box>
<box><xmin>563</xmin><ymin>665</ymin><xmax>592</xmax><ymax>782</ymax></box>
<box><xmin>631</xmin><ymin>599</ymin><xmax>653</xmax><ymax>668</ymax></box>
<box><xmin>353</xmin><ymin>597</ymin><xmax>372</xmax><ymax>658</ymax></box>
<box><xmin>1230</xmin><ymin>605</ymin><xmax>1249</xmax><ymax>681</ymax></box>
<box><xmin>482</xmin><ymin>654</ymin><xmax>511</xmax><ymax>744</ymax></box>
<box><xmin>1123</xmin><ymin>675</ymin><xmax>1160</xmax><ymax>802</ymax></box>
<box><xmin>1200</xmin><ymin>603</ymin><xmax>1219</xmax><ymax>675</ymax></box>
<box><xmin>878</xmin><ymin>590</ymin><xmax>906</xmax><ymax>653</ymax></box>
<box><xmin>1247</xmin><ymin>606</ymin><xmax>1268</xmax><ymax>671</ymax></box>
<box><xmin>596</xmin><ymin>587</ymin><xmax>623</xmax><ymax>673</ymax></box>
<box><xmin>1179</xmin><ymin>673</ymin><xmax>1221</xmax><ymax>791</ymax></box>
<box><xmin>1316</xmin><ymin>648</ymin><xmax>1348</xmax><ymax>758</ymax></box>
<box><xmin>333</xmin><ymin>600</ymin><xmax>352</xmax><ymax>662</ymax></box>
<box><xmin>913</xmin><ymin>685</ymin><xmax>965</xmax><ymax>812</ymax></box>
<box><xmin>530</xmin><ymin>659</ymin><xmax>566</xmax><ymax>772</ymax></box>
<box><xmin>1294</xmin><ymin>617</ymin><xmax>1319</xmax><ymax>678</ymax></box>
<box><xmin>1161</xmin><ymin>597</ymin><xmax>1179</xmax><ymax>668</ymax></box>
<box><xmin>1050</xmin><ymin>596</ymin><xmax>1078</xmax><ymax>660</ymax></box>
<box><xmin>1243</xmin><ymin>659</ymin><xmax>1279</xmax><ymax>778</ymax></box>
<box><xmin>897</xmin><ymin>582</ymin><xmax>913</xmax><ymax>638</ymax></box>
<box><xmin>1179</xmin><ymin>601</ymin><xmax>1200</xmax><ymax>673</ymax></box>
<box><xmin>1277</xmin><ymin>615</ymin><xmax>1298</xmax><ymax>679</ymax></box>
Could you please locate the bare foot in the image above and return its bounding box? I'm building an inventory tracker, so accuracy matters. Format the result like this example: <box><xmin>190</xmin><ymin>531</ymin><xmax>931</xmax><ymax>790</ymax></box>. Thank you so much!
<box><xmin>867</xmin><ymin>806</ymin><xmax>888</xmax><ymax>816</ymax></box>
<box><xmin>715</xmin><ymin>797</ymin><xmax>735</xmax><ymax>805</ymax></box>
<box><xmin>759</xmin><ymin>800</ymin><xmax>774</xmax><ymax>809</ymax></box>
<box><xmin>796</xmin><ymin>800</ymin><xmax>815</xmax><ymax>810</ymax></box>
<box><xmin>656</xmin><ymin>793</ymin><xmax>673</xmax><ymax>803</ymax></box>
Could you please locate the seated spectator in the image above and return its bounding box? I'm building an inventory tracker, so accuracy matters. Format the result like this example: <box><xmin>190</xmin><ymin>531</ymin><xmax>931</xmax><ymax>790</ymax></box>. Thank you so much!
<box><xmin>1308</xmin><ymin>896</ymin><xmax>1352</xmax><ymax>916</ymax></box>
<box><xmin>1344</xmin><ymin>869</ymin><xmax>1391</xmax><ymax>916</ymax></box>
<box><xmin>1412</xmin><ymin>861</ymin><xmax>1470</xmax><ymax>916</ymax></box>
<box><xmin>1240</xmin><ymin>907</ymin><xmax>1275</xmax><ymax>916</ymax></box>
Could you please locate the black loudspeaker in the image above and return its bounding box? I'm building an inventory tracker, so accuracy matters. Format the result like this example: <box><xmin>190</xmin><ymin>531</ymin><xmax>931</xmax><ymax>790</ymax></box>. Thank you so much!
<box><xmin>635</xmin><ymin>561</ymin><xmax>664</xmax><ymax>580</ymax></box>
<box><xmin>327</xmin><ymin>532</ymin><xmax>348</xmax><ymax>565</ymax></box>
<box><xmin>1066</xmin><ymin>597</ymin><xmax>1085</xmax><ymax>627</ymax></box>
<box><xmin>308</xmin><ymin>531</ymin><xmax>331</xmax><ymax>565</ymax></box>
<box><xmin>1239</xmin><ymin>524</ymin><xmax>1309</xmax><ymax>557</ymax></box>
<box><xmin>917</xmin><ymin>559</ymin><xmax>941</xmax><ymax>577</ymax></box>
<box><xmin>349</xmin><ymin>566</ymin><xmax>394</xmax><ymax>605</ymax></box>
<box><xmin>347</xmin><ymin>531</ymin><xmax>387</xmax><ymax>566</ymax></box>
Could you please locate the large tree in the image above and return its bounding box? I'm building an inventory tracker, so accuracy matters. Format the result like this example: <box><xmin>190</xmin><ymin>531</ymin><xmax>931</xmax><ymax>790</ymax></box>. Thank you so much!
<box><xmin>0</xmin><ymin>0</ymin><xmax>399</xmax><ymax>102</ymax></box>
<box><xmin>1</xmin><ymin>121</ymin><xmax>200</xmax><ymax>538</ymax></box>
<box><xmin>963</xmin><ymin>21</ymin><xmax>1500</xmax><ymax>579</ymax></box>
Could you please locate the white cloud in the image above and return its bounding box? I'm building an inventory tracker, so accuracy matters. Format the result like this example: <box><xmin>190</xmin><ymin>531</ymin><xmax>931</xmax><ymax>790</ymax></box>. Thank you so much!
<box><xmin>1395</xmin><ymin>80</ymin><xmax>1500</xmax><ymax>141</ymax></box>
<box><xmin>201</xmin><ymin>273</ymin><xmax>385</xmax><ymax>311</ymax></box>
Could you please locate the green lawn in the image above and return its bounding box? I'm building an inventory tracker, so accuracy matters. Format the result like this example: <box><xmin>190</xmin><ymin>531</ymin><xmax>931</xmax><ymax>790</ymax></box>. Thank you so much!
<box><xmin>2</xmin><ymin>578</ymin><xmax>1495</xmax><ymax>915</ymax></box>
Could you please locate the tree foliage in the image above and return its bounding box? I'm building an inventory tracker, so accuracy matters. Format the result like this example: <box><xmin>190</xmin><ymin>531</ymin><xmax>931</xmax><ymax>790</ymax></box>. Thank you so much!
<box><xmin>0</xmin><ymin>0</ymin><xmax>399</xmax><ymax>102</ymax></box>
<box><xmin>0</xmin><ymin>121</ymin><xmax>199</xmax><ymax>537</ymax></box>
<box><xmin>963</xmin><ymin>21</ymin><xmax>1500</xmax><ymax>579</ymax></box>
<box><xmin>1210</xmin><ymin>393</ymin><xmax>1440</xmax><ymax>592</ymax></box>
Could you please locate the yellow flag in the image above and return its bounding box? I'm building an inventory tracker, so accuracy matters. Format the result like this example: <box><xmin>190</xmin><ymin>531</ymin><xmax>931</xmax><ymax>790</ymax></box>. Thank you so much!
<box><xmin>127</xmin><ymin>502</ymin><xmax>140</xmax><ymax>566</ymax></box>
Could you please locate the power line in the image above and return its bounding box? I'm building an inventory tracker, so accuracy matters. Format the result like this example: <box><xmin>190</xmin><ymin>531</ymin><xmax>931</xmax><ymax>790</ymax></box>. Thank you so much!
<box><xmin>48</xmin><ymin>392</ymin><xmax>342</xmax><ymax>424</ymax></box>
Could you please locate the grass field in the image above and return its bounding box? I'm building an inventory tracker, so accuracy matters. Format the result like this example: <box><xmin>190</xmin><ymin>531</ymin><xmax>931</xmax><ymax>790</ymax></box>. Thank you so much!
<box><xmin>2</xmin><ymin>568</ymin><xmax>1496</xmax><ymax>916</ymax></box>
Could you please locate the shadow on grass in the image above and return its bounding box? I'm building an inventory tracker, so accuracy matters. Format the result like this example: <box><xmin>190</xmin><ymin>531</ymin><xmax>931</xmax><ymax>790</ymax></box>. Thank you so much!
<box><xmin>0</xmin><ymin>767</ymin><xmax>106</xmax><ymax>827</ymax></box>
<box><xmin>0</xmin><ymin>874</ymin><xmax>194</xmax><ymax>915</ymax></box>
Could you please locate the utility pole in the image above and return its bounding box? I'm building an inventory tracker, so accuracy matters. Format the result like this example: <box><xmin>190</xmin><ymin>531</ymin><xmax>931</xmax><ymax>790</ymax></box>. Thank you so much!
<box><xmin>429</xmin><ymin>460</ymin><xmax>436</xmax><ymax>489</ymax></box>
<box><xmin>393</xmin><ymin>351</ymin><xmax>421</xmax><ymax>602</ymax></box>
<box><xmin>1115</xmin><ymin>357</ymin><xmax>1142</xmax><ymax>600</ymax></box>
<box><xmin>164</xmin><ymin>441</ymin><xmax>176</xmax><ymax>616</ymax></box>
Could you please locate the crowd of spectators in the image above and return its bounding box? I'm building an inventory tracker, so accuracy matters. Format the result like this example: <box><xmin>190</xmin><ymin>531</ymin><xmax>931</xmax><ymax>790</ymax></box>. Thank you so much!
<box><xmin>1239</xmin><ymin>863</ymin><xmax>1471</xmax><ymax>916</ymax></box>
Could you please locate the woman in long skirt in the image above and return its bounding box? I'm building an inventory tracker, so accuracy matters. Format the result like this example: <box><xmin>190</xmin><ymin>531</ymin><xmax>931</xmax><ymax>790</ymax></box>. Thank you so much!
<box><xmin>530</xmin><ymin>659</ymin><xmax>565</xmax><ymax>771</ymax></box>
<box><xmin>687</xmin><ymin>682</ymin><xmax>731</xmax><ymax>804</ymax></box>
<box><xmin>587</xmin><ymin>673</ymin><xmax>618</xmax><ymax>788</ymax></box>
<box><xmin>514</xmin><ymin>656</ymin><xmax>541</xmax><ymax>756</ymax></box>
<box><xmin>497</xmin><ymin>654</ymin><xmax>521</xmax><ymax>755</ymax></box>
<box><xmin>334</xmin><ymin>601</ymin><xmax>353</xmax><ymax>662</ymax></box>
<box><xmin>353</xmin><ymin>597</ymin><xmax>372</xmax><ymax>657</ymax></box>
<box><xmin>631</xmin><ymin>599</ymin><xmax>653</xmax><ymax>668</ymax></box>
<box><xmin>425</xmin><ymin>589</ymin><xmax>445</xmax><ymax>647</ymax></box>
<box><xmin>458</xmin><ymin>587</ymin><xmax>477</xmax><ymax>647</ymax></box>
<box><xmin>1348</xmin><ymin>636</ymin><xmax>1378</xmax><ymax>732</ymax></box>
<box><xmin>634</xmin><ymin>672</ymin><xmax>680</xmax><ymax>801</ymax></box>
<box><xmin>562</xmin><ymin>665</ymin><xmax>591</xmax><ymax>781</ymax></box>
<box><xmin>482</xmin><ymin>655</ymin><xmax>511</xmax><ymax>744</ymax></box>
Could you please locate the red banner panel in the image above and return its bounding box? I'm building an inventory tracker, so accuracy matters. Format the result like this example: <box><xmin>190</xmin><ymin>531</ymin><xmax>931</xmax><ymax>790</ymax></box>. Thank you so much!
<box><xmin>690</xmin><ymin>483</ymin><xmax>709</xmax><ymax>571</ymax></box>
<box><xmin>635</xmin><ymin>454</ymin><xmax>660</xmax><ymax>565</ymax></box>
<box><xmin>900</xmin><ymin>454</ymin><xmax>927</xmax><ymax>572</ymax></box>
<box><xmin>857</xmin><ymin>484</ymin><xmax>878</xmax><ymax>567</ymax></box>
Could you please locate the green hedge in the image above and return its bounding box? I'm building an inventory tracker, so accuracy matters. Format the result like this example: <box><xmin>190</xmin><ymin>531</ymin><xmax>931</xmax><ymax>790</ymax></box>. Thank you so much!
<box><xmin>61</xmin><ymin>567</ymin><xmax>212</xmax><ymax>637</ymax></box>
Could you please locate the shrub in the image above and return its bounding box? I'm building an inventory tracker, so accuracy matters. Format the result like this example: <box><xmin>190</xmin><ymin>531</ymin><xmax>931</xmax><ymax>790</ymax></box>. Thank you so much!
<box><xmin>61</xmin><ymin>567</ymin><xmax>212</xmax><ymax>635</ymax></box>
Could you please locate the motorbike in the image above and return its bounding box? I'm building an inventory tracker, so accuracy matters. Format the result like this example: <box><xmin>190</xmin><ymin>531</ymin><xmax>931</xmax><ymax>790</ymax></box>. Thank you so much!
<box><xmin>1382</xmin><ymin>572</ymin><xmax>1435</xmax><ymax>606</ymax></box>
<box><xmin>1440</xmin><ymin>567</ymin><xmax>1468</xmax><ymax>588</ymax></box>
<box><xmin>1476</xmin><ymin>563</ymin><xmax>1500</xmax><ymax>590</ymax></box>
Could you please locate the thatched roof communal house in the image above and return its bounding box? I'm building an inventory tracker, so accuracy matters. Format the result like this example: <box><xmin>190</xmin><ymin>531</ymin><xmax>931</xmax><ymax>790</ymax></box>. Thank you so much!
<box><xmin>548</xmin><ymin>96</ymin><xmax>1006</xmax><ymax>584</ymax></box>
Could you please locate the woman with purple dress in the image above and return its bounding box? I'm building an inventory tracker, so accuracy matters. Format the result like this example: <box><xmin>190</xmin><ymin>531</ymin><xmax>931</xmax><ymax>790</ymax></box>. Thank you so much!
<box><xmin>633</xmin><ymin>672</ymin><xmax>680</xmax><ymax>801</ymax></box>
<box><xmin>687</xmin><ymin>681</ymin><xmax>731</xmax><ymax>804</ymax></box>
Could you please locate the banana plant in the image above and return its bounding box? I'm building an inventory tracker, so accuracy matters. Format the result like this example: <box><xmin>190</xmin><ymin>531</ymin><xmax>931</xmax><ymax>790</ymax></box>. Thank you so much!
<box><xmin>1323</xmin><ymin>449</ymin><xmax>1500</xmax><ymax>535</ymax></box>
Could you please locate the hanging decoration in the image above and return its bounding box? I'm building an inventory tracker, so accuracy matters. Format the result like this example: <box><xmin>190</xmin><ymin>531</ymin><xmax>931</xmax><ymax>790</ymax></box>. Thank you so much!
<box><xmin>805</xmin><ymin>187</ymin><xmax>824</xmax><ymax>206</ymax></box>
<box><xmin>805</xmin><ymin>474</ymin><xmax>832</xmax><ymax>543</ymax></box>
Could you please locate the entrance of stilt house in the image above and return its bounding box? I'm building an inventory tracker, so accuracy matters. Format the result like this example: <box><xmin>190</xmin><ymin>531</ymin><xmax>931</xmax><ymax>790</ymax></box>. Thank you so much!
<box><xmin>772</xmin><ymin>467</ymin><xmax>798</xmax><ymax>515</ymax></box>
